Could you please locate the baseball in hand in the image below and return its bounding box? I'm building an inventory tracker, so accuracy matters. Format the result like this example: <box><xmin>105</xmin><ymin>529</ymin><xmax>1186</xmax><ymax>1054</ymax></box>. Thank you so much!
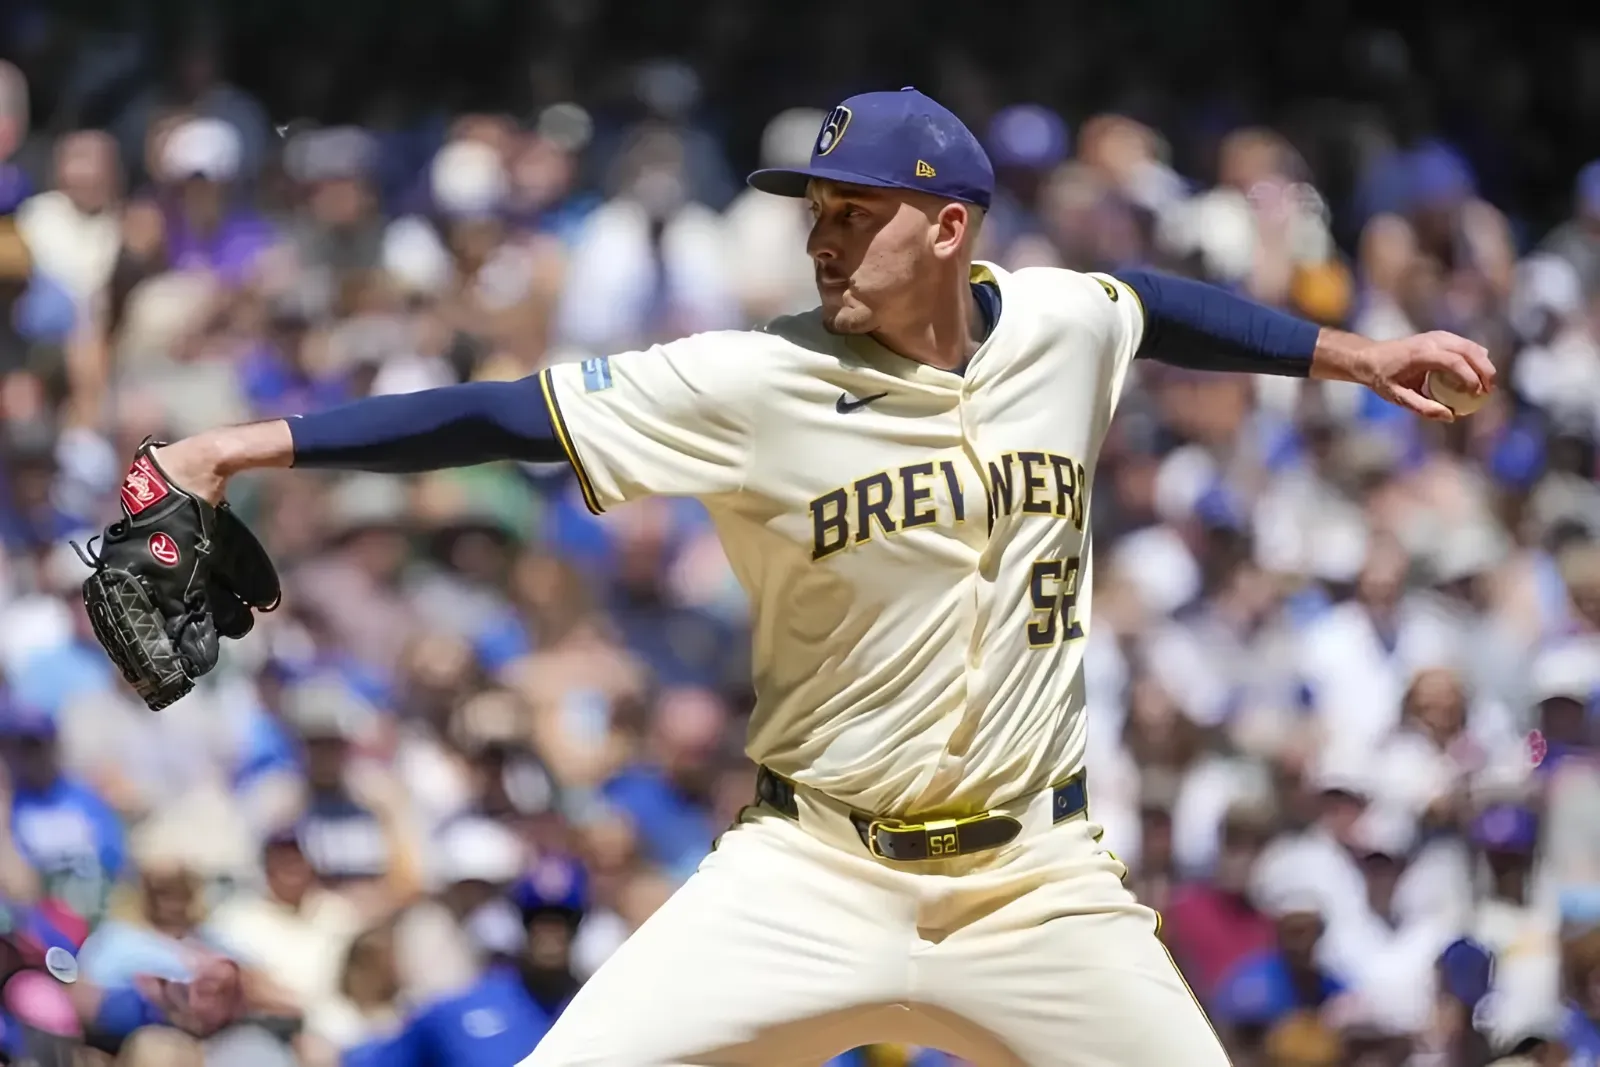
<box><xmin>1424</xmin><ymin>370</ymin><xmax>1488</xmax><ymax>416</ymax></box>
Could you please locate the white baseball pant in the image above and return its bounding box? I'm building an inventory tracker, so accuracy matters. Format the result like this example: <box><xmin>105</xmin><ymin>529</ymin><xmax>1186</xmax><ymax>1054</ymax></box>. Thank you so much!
<box><xmin>521</xmin><ymin>779</ymin><xmax>1231</xmax><ymax>1066</ymax></box>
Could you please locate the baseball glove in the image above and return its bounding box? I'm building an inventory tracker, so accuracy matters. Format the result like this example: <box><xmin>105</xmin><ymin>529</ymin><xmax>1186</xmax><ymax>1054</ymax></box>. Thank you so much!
<box><xmin>74</xmin><ymin>440</ymin><xmax>280</xmax><ymax>711</ymax></box>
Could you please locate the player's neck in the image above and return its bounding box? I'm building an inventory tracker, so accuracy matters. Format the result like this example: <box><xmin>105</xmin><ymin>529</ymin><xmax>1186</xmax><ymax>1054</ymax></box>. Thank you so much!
<box><xmin>870</xmin><ymin>270</ymin><xmax>984</xmax><ymax>372</ymax></box>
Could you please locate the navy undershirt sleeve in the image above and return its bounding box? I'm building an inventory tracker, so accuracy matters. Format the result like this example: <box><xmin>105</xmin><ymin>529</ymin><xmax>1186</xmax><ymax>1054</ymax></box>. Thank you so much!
<box><xmin>1118</xmin><ymin>269</ymin><xmax>1320</xmax><ymax>377</ymax></box>
<box><xmin>288</xmin><ymin>376</ymin><xmax>564</xmax><ymax>471</ymax></box>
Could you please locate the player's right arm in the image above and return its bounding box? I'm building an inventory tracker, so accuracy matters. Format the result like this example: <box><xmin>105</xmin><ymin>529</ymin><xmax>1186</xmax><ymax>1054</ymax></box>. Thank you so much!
<box><xmin>149</xmin><ymin>332</ymin><xmax>761</xmax><ymax>508</ymax></box>
<box><xmin>1108</xmin><ymin>268</ymin><xmax>1495</xmax><ymax>421</ymax></box>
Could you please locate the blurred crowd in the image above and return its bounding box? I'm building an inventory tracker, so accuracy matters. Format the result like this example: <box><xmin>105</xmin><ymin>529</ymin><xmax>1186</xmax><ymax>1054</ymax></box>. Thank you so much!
<box><xmin>2</xmin><ymin>3</ymin><xmax>1600</xmax><ymax>1066</ymax></box>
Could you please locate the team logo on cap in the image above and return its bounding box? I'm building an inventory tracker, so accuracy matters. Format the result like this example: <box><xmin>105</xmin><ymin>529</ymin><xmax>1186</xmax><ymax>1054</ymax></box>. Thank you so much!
<box><xmin>816</xmin><ymin>106</ymin><xmax>852</xmax><ymax>157</ymax></box>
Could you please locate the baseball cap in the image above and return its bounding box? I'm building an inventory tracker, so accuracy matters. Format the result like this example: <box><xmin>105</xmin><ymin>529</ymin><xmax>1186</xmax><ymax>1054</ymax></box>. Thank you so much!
<box><xmin>1259</xmin><ymin>886</ymin><xmax>1324</xmax><ymax>921</ymax></box>
<box><xmin>1471</xmin><ymin>803</ymin><xmax>1538</xmax><ymax>853</ymax></box>
<box><xmin>284</xmin><ymin>126</ymin><xmax>378</xmax><ymax>185</ymax></box>
<box><xmin>434</xmin><ymin>816</ymin><xmax>525</xmax><ymax>886</ymax></box>
<box><xmin>747</xmin><ymin>88</ymin><xmax>994</xmax><ymax>209</ymax></box>
<box><xmin>1404</xmin><ymin>141</ymin><xmax>1475</xmax><ymax>209</ymax></box>
<box><xmin>513</xmin><ymin>852</ymin><xmax>589</xmax><ymax>918</ymax></box>
<box><xmin>0</xmin><ymin>701</ymin><xmax>56</xmax><ymax>741</ymax></box>
<box><xmin>282</xmin><ymin>677</ymin><xmax>374</xmax><ymax>741</ymax></box>
<box><xmin>431</xmin><ymin>140</ymin><xmax>507</xmax><ymax>219</ymax></box>
<box><xmin>1577</xmin><ymin>160</ymin><xmax>1600</xmax><ymax>215</ymax></box>
<box><xmin>1529</xmin><ymin>643</ymin><xmax>1600</xmax><ymax>706</ymax></box>
<box><xmin>1309</xmin><ymin>744</ymin><xmax>1372</xmax><ymax>799</ymax></box>
<box><xmin>325</xmin><ymin>473</ymin><xmax>410</xmax><ymax>540</ymax></box>
<box><xmin>986</xmin><ymin>104</ymin><xmax>1069</xmax><ymax>171</ymax></box>
<box><xmin>160</xmin><ymin>117</ymin><xmax>241</xmax><ymax>183</ymax></box>
<box><xmin>1350</xmin><ymin>805</ymin><xmax>1416</xmax><ymax>861</ymax></box>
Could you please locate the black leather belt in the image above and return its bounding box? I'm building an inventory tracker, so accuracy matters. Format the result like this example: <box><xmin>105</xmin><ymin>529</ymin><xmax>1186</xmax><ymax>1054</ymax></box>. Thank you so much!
<box><xmin>754</xmin><ymin>765</ymin><xmax>1089</xmax><ymax>862</ymax></box>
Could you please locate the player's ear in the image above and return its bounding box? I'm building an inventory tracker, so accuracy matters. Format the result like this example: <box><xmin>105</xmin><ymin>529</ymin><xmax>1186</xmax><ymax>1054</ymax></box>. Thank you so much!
<box><xmin>931</xmin><ymin>201</ymin><xmax>971</xmax><ymax>260</ymax></box>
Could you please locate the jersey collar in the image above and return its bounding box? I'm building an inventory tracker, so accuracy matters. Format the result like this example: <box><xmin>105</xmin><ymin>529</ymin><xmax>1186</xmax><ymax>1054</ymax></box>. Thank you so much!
<box><xmin>844</xmin><ymin>261</ymin><xmax>1008</xmax><ymax>387</ymax></box>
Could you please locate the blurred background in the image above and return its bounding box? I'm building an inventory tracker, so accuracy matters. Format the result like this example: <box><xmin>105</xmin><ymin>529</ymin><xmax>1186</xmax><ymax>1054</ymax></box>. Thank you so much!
<box><xmin>1</xmin><ymin>0</ymin><xmax>1600</xmax><ymax>1064</ymax></box>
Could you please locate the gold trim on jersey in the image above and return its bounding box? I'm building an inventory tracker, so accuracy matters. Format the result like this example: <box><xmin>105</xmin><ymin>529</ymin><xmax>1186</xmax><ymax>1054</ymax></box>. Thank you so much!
<box><xmin>1152</xmin><ymin>911</ymin><xmax>1235</xmax><ymax>1064</ymax></box>
<box><xmin>539</xmin><ymin>368</ymin><xmax>605</xmax><ymax>516</ymax></box>
<box><xmin>1118</xmin><ymin>276</ymin><xmax>1147</xmax><ymax>328</ymax></box>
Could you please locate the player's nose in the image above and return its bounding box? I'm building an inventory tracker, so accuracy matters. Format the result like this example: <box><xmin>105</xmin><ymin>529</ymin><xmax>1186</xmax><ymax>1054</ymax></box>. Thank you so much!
<box><xmin>805</xmin><ymin>223</ymin><xmax>838</xmax><ymax>262</ymax></box>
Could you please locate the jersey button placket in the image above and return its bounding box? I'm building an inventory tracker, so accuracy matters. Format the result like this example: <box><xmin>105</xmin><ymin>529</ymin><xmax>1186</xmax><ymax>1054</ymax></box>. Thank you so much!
<box><xmin>953</xmin><ymin>383</ymin><xmax>987</xmax><ymax>756</ymax></box>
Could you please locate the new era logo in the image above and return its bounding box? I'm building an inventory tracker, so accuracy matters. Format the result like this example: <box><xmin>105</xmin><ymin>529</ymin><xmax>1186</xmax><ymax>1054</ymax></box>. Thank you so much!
<box><xmin>915</xmin><ymin>160</ymin><xmax>936</xmax><ymax>178</ymax></box>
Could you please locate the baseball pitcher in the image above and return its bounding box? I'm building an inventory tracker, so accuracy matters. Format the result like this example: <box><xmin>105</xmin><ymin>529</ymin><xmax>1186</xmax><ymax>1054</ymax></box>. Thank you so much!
<box><xmin>78</xmin><ymin>89</ymin><xmax>1494</xmax><ymax>1065</ymax></box>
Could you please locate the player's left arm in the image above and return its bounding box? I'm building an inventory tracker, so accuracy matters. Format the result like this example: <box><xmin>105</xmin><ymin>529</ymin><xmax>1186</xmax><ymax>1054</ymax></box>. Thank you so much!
<box><xmin>1111</xmin><ymin>268</ymin><xmax>1495</xmax><ymax>421</ymax></box>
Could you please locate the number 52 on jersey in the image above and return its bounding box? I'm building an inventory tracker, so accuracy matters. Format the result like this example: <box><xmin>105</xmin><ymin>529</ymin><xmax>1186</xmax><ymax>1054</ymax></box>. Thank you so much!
<box><xmin>1027</xmin><ymin>556</ymin><xmax>1083</xmax><ymax>648</ymax></box>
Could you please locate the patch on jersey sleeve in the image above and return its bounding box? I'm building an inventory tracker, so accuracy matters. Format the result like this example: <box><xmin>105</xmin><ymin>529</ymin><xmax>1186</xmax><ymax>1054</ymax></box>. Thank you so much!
<box><xmin>1096</xmin><ymin>278</ymin><xmax>1119</xmax><ymax>303</ymax></box>
<box><xmin>581</xmin><ymin>356</ymin><xmax>614</xmax><ymax>393</ymax></box>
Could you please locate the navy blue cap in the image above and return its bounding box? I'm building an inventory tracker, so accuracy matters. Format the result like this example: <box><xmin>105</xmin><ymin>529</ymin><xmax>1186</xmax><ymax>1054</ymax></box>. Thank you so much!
<box><xmin>1471</xmin><ymin>803</ymin><xmax>1538</xmax><ymax>853</ymax></box>
<box><xmin>1437</xmin><ymin>938</ymin><xmax>1494</xmax><ymax>1009</ymax></box>
<box><xmin>512</xmin><ymin>852</ymin><xmax>589</xmax><ymax>918</ymax></box>
<box><xmin>0</xmin><ymin>699</ymin><xmax>56</xmax><ymax>741</ymax></box>
<box><xmin>748</xmin><ymin>88</ymin><xmax>994</xmax><ymax>209</ymax></box>
<box><xmin>1578</xmin><ymin>159</ymin><xmax>1600</xmax><ymax>213</ymax></box>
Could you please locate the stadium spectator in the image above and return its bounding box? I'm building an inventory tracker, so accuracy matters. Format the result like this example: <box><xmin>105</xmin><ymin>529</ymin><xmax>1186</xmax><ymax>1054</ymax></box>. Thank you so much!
<box><xmin>15</xmin><ymin>130</ymin><xmax>121</xmax><ymax>312</ymax></box>
<box><xmin>205</xmin><ymin>830</ymin><xmax>362</xmax><ymax>1022</ymax></box>
<box><xmin>2</xmin><ymin>703</ymin><xmax>124</xmax><ymax>925</ymax></box>
<box><xmin>152</xmin><ymin>116</ymin><xmax>276</xmax><ymax>289</ymax></box>
<box><xmin>722</xmin><ymin>107</ymin><xmax>825</xmax><ymax>322</ymax></box>
<box><xmin>110</xmin><ymin>29</ymin><xmax>273</xmax><ymax>188</ymax></box>
<box><xmin>1163</xmin><ymin>798</ymin><xmax>1279</xmax><ymax>1003</ymax></box>
<box><xmin>338</xmin><ymin>966</ymin><xmax>551</xmax><ymax>1067</ymax></box>
<box><xmin>302</xmin><ymin>918</ymin><xmax>405</xmax><ymax>1063</ymax></box>
<box><xmin>555</xmin><ymin>123</ymin><xmax>740</xmax><ymax>355</ymax></box>
<box><xmin>1540</xmin><ymin>162</ymin><xmax>1600</xmax><ymax>300</ymax></box>
<box><xmin>1209</xmin><ymin>888</ymin><xmax>1345</xmax><ymax>1041</ymax></box>
<box><xmin>76</xmin><ymin>851</ymin><xmax>209</xmax><ymax>988</ymax></box>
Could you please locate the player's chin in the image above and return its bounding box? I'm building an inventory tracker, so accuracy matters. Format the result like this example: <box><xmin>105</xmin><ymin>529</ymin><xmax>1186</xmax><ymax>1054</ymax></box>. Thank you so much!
<box><xmin>819</xmin><ymin>297</ymin><xmax>875</xmax><ymax>335</ymax></box>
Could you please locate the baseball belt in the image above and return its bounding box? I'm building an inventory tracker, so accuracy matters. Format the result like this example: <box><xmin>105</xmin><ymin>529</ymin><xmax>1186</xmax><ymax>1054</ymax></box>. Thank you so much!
<box><xmin>754</xmin><ymin>765</ymin><xmax>1088</xmax><ymax>863</ymax></box>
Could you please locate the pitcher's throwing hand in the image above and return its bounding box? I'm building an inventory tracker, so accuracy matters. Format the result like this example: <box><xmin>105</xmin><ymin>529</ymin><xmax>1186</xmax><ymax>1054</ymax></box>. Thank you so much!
<box><xmin>1340</xmin><ymin>329</ymin><xmax>1495</xmax><ymax>421</ymax></box>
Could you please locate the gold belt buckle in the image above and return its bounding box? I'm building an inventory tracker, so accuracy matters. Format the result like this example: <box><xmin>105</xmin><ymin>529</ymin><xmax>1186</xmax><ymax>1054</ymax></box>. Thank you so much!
<box><xmin>864</xmin><ymin>816</ymin><xmax>901</xmax><ymax>860</ymax></box>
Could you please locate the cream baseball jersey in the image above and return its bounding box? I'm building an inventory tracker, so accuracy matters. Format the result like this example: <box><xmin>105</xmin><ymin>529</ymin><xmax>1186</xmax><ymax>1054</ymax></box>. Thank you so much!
<box><xmin>542</xmin><ymin>262</ymin><xmax>1145</xmax><ymax>816</ymax></box>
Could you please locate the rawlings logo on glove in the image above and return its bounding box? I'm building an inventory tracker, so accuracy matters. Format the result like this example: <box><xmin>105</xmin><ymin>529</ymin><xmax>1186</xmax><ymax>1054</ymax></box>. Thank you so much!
<box><xmin>119</xmin><ymin>456</ymin><xmax>170</xmax><ymax>514</ymax></box>
<box><xmin>74</xmin><ymin>440</ymin><xmax>280</xmax><ymax>711</ymax></box>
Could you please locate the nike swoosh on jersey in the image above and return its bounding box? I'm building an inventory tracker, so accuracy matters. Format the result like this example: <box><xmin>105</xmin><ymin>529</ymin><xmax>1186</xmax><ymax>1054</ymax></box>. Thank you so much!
<box><xmin>835</xmin><ymin>392</ymin><xmax>888</xmax><ymax>414</ymax></box>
